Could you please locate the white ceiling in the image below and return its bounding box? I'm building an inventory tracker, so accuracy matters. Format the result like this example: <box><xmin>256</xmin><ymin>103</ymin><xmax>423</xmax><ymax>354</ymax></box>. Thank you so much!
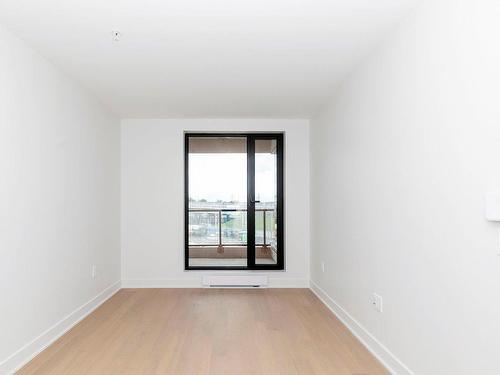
<box><xmin>0</xmin><ymin>0</ymin><xmax>416</xmax><ymax>118</ymax></box>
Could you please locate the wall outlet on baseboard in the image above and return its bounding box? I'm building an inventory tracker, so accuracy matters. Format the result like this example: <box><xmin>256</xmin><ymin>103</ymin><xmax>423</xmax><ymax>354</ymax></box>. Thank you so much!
<box><xmin>321</xmin><ymin>261</ymin><xmax>325</xmax><ymax>273</ymax></box>
<box><xmin>370</xmin><ymin>293</ymin><xmax>383</xmax><ymax>313</ymax></box>
<box><xmin>91</xmin><ymin>264</ymin><xmax>97</xmax><ymax>279</ymax></box>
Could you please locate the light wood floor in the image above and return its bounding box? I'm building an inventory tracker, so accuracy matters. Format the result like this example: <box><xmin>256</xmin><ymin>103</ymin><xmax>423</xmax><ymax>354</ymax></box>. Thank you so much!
<box><xmin>18</xmin><ymin>289</ymin><xmax>388</xmax><ymax>375</ymax></box>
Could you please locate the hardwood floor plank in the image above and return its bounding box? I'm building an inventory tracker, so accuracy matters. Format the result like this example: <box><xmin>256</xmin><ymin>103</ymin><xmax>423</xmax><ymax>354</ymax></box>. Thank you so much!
<box><xmin>17</xmin><ymin>289</ymin><xmax>388</xmax><ymax>375</ymax></box>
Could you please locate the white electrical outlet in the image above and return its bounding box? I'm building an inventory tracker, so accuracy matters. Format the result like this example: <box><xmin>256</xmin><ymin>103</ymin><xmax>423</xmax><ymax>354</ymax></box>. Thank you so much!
<box><xmin>370</xmin><ymin>293</ymin><xmax>383</xmax><ymax>313</ymax></box>
<box><xmin>91</xmin><ymin>265</ymin><xmax>97</xmax><ymax>279</ymax></box>
<box><xmin>321</xmin><ymin>261</ymin><xmax>325</xmax><ymax>273</ymax></box>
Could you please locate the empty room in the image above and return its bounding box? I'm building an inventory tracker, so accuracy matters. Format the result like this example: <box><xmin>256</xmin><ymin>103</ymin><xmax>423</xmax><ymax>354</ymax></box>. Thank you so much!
<box><xmin>1</xmin><ymin>0</ymin><xmax>499</xmax><ymax>374</ymax></box>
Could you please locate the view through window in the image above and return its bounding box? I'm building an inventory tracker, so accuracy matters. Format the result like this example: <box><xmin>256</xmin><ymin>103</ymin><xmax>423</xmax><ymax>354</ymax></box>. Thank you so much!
<box><xmin>185</xmin><ymin>134</ymin><xmax>283</xmax><ymax>269</ymax></box>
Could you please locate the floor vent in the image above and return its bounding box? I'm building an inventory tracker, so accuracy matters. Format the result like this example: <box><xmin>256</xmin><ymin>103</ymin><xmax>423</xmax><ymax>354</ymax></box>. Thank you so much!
<box><xmin>202</xmin><ymin>275</ymin><xmax>268</xmax><ymax>288</ymax></box>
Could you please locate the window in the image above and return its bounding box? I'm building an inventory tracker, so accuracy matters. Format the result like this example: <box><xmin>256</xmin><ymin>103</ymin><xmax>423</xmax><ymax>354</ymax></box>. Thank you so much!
<box><xmin>185</xmin><ymin>133</ymin><xmax>284</xmax><ymax>270</ymax></box>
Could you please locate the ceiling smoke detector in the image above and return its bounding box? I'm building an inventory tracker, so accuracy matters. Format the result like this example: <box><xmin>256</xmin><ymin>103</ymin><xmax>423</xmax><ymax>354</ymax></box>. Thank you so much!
<box><xmin>112</xmin><ymin>30</ymin><xmax>121</xmax><ymax>42</ymax></box>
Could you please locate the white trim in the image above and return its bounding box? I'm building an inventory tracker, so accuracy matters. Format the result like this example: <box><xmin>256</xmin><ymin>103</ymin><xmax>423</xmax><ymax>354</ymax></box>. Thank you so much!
<box><xmin>269</xmin><ymin>277</ymin><xmax>309</xmax><ymax>288</ymax></box>
<box><xmin>122</xmin><ymin>277</ymin><xmax>309</xmax><ymax>288</ymax></box>
<box><xmin>0</xmin><ymin>281</ymin><xmax>121</xmax><ymax>375</ymax></box>
<box><xmin>202</xmin><ymin>275</ymin><xmax>268</xmax><ymax>287</ymax></box>
<box><xmin>309</xmin><ymin>280</ymin><xmax>414</xmax><ymax>375</ymax></box>
<box><xmin>121</xmin><ymin>278</ymin><xmax>200</xmax><ymax>288</ymax></box>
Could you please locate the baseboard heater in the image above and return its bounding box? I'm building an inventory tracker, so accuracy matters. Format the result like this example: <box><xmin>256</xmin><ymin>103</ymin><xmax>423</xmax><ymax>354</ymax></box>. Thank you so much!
<box><xmin>202</xmin><ymin>275</ymin><xmax>268</xmax><ymax>288</ymax></box>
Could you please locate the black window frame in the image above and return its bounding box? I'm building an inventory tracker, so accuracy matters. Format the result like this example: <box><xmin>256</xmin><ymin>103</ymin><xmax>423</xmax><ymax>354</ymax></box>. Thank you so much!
<box><xmin>184</xmin><ymin>132</ymin><xmax>284</xmax><ymax>271</ymax></box>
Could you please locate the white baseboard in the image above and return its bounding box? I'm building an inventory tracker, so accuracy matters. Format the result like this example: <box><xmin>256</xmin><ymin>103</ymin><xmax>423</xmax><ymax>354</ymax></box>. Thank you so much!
<box><xmin>121</xmin><ymin>278</ymin><xmax>201</xmax><ymax>288</ymax></box>
<box><xmin>269</xmin><ymin>277</ymin><xmax>309</xmax><ymax>288</ymax></box>
<box><xmin>122</xmin><ymin>277</ymin><xmax>309</xmax><ymax>288</ymax></box>
<box><xmin>0</xmin><ymin>281</ymin><xmax>121</xmax><ymax>375</ymax></box>
<box><xmin>309</xmin><ymin>280</ymin><xmax>414</xmax><ymax>375</ymax></box>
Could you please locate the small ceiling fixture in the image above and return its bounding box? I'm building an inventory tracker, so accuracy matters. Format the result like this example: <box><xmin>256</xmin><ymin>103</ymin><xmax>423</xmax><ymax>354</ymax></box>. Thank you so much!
<box><xmin>112</xmin><ymin>30</ymin><xmax>121</xmax><ymax>42</ymax></box>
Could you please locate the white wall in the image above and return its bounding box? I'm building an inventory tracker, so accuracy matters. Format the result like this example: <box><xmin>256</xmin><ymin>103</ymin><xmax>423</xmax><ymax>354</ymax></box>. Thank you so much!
<box><xmin>310</xmin><ymin>0</ymin><xmax>500</xmax><ymax>374</ymax></box>
<box><xmin>121</xmin><ymin>119</ymin><xmax>310</xmax><ymax>287</ymax></box>
<box><xmin>0</xmin><ymin>24</ymin><xmax>120</xmax><ymax>373</ymax></box>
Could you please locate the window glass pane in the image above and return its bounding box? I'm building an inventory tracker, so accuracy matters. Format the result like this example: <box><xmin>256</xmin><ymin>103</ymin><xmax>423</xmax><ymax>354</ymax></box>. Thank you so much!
<box><xmin>254</xmin><ymin>139</ymin><xmax>278</xmax><ymax>265</ymax></box>
<box><xmin>188</xmin><ymin>136</ymin><xmax>247</xmax><ymax>267</ymax></box>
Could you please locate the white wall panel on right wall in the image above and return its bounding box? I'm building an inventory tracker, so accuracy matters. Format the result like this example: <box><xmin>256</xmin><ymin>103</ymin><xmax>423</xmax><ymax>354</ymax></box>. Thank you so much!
<box><xmin>310</xmin><ymin>0</ymin><xmax>500</xmax><ymax>374</ymax></box>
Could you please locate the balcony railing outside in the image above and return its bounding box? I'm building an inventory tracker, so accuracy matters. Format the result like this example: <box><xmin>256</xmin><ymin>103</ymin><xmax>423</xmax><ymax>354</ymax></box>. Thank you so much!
<box><xmin>188</xmin><ymin>208</ymin><xmax>276</xmax><ymax>247</ymax></box>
